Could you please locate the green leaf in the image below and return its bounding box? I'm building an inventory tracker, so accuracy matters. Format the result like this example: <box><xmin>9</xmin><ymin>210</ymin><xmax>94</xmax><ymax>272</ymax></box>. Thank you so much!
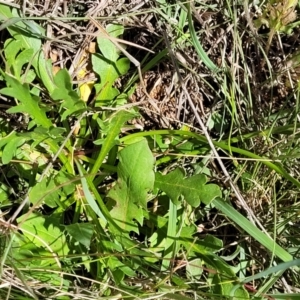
<box><xmin>29</xmin><ymin>177</ymin><xmax>59</xmax><ymax>208</ymax></box>
<box><xmin>202</xmin><ymin>234</ymin><xmax>223</xmax><ymax>252</ymax></box>
<box><xmin>212</xmin><ymin>274</ymin><xmax>249</xmax><ymax>300</ymax></box>
<box><xmin>98</xmin><ymin>24</ymin><xmax>125</xmax><ymax>60</ymax></box>
<box><xmin>0</xmin><ymin>131</ymin><xmax>17</xmax><ymax>149</ymax></box>
<box><xmin>12</xmin><ymin>235</ymin><xmax>59</xmax><ymax>269</ymax></box>
<box><xmin>21</xmin><ymin>69</ymin><xmax>36</xmax><ymax>83</ymax></box>
<box><xmin>52</xmin><ymin>68</ymin><xmax>73</xmax><ymax>92</ymax></box>
<box><xmin>14</xmin><ymin>48</ymin><xmax>34</xmax><ymax>79</ymax></box>
<box><xmin>231</xmin><ymin>286</ymin><xmax>249</xmax><ymax>300</ymax></box>
<box><xmin>92</xmin><ymin>54</ymin><xmax>130</xmax><ymax>102</ymax></box>
<box><xmin>90</xmin><ymin>110</ymin><xmax>138</xmax><ymax>181</ymax></box>
<box><xmin>116</xmin><ymin>57</ymin><xmax>131</xmax><ymax>75</ymax></box>
<box><xmin>20</xmin><ymin>127</ymin><xmax>52</xmax><ymax>149</ymax></box>
<box><xmin>155</xmin><ymin>168</ymin><xmax>221</xmax><ymax>206</ymax></box>
<box><xmin>1</xmin><ymin>75</ymin><xmax>52</xmax><ymax>128</ymax></box>
<box><xmin>186</xmin><ymin>258</ymin><xmax>203</xmax><ymax>279</ymax></box>
<box><xmin>4</xmin><ymin>38</ymin><xmax>22</xmax><ymax>67</ymax></box>
<box><xmin>107</xmin><ymin>139</ymin><xmax>155</xmax><ymax>233</ymax></box>
<box><xmin>92</xmin><ymin>24</ymin><xmax>130</xmax><ymax>104</ymax></box>
<box><xmin>2</xmin><ymin>136</ymin><xmax>26</xmax><ymax>164</ymax></box>
<box><xmin>0</xmin><ymin>5</ymin><xmax>55</xmax><ymax>93</ymax></box>
<box><xmin>18</xmin><ymin>212</ymin><xmax>69</xmax><ymax>256</ymax></box>
<box><xmin>64</xmin><ymin>223</ymin><xmax>94</xmax><ymax>248</ymax></box>
<box><xmin>50</xmin><ymin>69</ymin><xmax>85</xmax><ymax>120</ymax></box>
<box><xmin>55</xmin><ymin>172</ymin><xmax>76</xmax><ymax>196</ymax></box>
<box><xmin>94</xmin><ymin>79</ymin><xmax>120</xmax><ymax>102</ymax></box>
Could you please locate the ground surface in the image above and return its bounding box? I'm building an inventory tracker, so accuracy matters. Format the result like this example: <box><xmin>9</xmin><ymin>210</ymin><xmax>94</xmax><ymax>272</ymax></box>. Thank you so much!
<box><xmin>1</xmin><ymin>0</ymin><xmax>300</xmax><ymax>299</ymax></box>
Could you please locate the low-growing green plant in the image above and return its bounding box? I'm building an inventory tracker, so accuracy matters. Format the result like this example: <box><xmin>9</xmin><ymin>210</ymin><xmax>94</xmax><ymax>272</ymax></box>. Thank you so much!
<box><xmin>0</xmin><ymin>2</ymin><xmax>300</xmax><ymax>300</ymax></box>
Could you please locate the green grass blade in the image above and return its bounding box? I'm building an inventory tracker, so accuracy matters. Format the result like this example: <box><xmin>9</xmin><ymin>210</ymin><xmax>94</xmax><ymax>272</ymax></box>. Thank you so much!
<box><xmin>185</xmin><ymin>3</ymin><xmax>220</xmax><ymax>73</ymax></box>
<box><xmin>213</xmin><ymin>198</ymin><xmax>293</xmax><ymax>262</ymax></box>
<box><xmin>161</xmin><ymin>199</ymin><xmax>177</xmax><ymax>271</ymax></box>
<box><xmin>90</xmin><ymin>110</ymin><xmax>136</xmax><ymax>182</ymax></box>
<box><xmin>75</xmin><ymin>160</ymin><xmax>107</xmax><ymax>225</ymax></box>
<box><xmin>0</xmin><ymin>16</ymin><xmax>22</xmax><ymax>31</ymax></box>
<box><xmin>266</xmin><ymin>293</ymin><xmax>300</xmax><ymax>299</ymax></box>
<box><xmin>244</xmin><ymin>260</ymin><xmax>300</xmax><ymax>283</ymax></box>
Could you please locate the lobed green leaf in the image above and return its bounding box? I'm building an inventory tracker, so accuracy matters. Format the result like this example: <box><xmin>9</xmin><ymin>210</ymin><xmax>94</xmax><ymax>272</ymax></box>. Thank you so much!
<box><xmin>155</xmin><ymin>168</ymin><xmax>221</xmax><ymax>206</ymax></box>
<box><xmin>107</xmin><ymin>139</ymin><xmax>155</xmax><ymax>233</ymax></box>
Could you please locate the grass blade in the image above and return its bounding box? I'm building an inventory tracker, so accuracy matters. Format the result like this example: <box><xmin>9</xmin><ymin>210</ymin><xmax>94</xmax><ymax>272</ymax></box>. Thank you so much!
<box><xmin>75</xmin><ymin>160</ymin><xmax>107</xmax><ymax>225</ymax></box>
<box><xmin>243</xmin><ymin>260</ymin><xmax>300</xmax><ymax>283</ymax></box>
<box><xmin>213</xmin><ymin>198</ymin><xmax>293</xmax><ymax>263</ymax></box>
<box><xmin>185</xmin><ymin>3</ymin><xmax>220</xmax><ymax>73</ymax></box>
